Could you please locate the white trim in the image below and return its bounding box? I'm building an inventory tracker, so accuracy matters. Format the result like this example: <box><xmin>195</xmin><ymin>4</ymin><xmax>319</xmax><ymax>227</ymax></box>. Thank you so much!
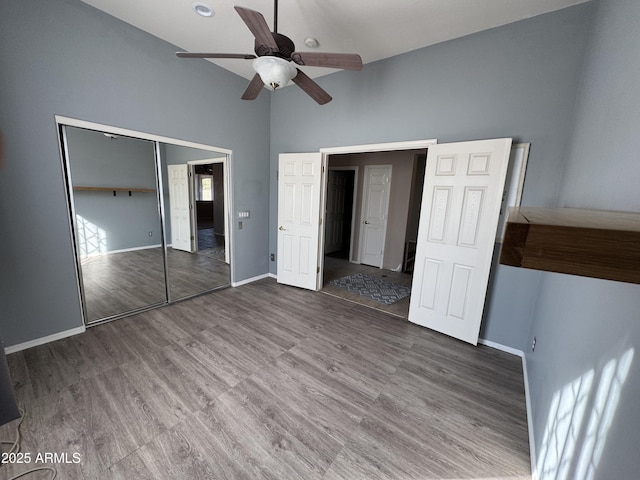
<box><xmin>479</xmin><ymin>338</ymin><xmax>536</xmax><ymax>478</ymax></box>
<box><xmin>4</xmin><ymin>326</ymin><xmax>86</xmax><ymax>354</ymax></box>
<box><xmin>496</xmin><ymin>142</ymin><xmax>531</xmax><ymax>242</ymax></box>
<box><xmin>231</xmin><ymin>273</ymin><xmax>270</xmax><ymax>287</ymax></box>
<box><xmin>55</xmin><ymin>116</ymin><xmax>232</xmax><ymax>154</ymax></box>
<box><xmin>522</xmin><ymin>353</ymin><xmax>537</xmax><ymax>480</ymax></box>
<box><xmin>320</xmin><ymin>139</ymin><xmax>437</xmax><ymax>155</ymax></box>
<box><xmin>317</xmin><ymin>138</ymin><xmax>436</xmax><ymax>288</ymax></box>
<box><xmin>187</xmin><ymin>157</ymin><xmax>226</xmax><ymax>165</ymax></box>
<box><xmin>478</xmin><ymin>338</ymin><xmax>524</xmax><ymax>357</ymax></box>
<box><xmin>268</xmin><ymin>273</ymin><xmax>277</xmax><ymax>279</ymax></box>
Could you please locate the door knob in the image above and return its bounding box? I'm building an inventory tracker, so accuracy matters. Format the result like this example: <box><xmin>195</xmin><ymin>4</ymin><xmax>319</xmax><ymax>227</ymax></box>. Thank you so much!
<box><xmin>364</xmin><ymin>221</ymin><xmax>370</xmax><ymax>224</ymax></box>
<box><xmin>279</xmin><ymin>226</ymin><xmax>286</xmax><ymax>231</ymax></box>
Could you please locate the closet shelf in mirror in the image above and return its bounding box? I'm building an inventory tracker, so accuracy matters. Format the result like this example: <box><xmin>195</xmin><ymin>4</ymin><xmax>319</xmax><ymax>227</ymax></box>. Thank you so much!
<box><xmin>73</xmin><ymin>186</ymin><xmax>156</xmax><ymax>196</ymax></box>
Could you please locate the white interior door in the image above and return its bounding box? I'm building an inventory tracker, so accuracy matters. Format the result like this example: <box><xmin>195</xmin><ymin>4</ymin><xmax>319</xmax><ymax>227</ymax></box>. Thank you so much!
<box><xmin>359</xmin><ymin>165</ymin><xmax>391</xmax><ymax>267</ymax></box>
<box><xmin>408</xmin><ymin>138</ymin><xmax>512</xmax><ymax>345</ymax></box>
<box><xmin>277</xmin><ymin>152</ymin><xmax>323</xmax><ymax>290</ymax></box>
<box><xmin>168</xmin><ymin>164</ymin><xmax>193</xmax><ymax>252</ymax></box>
<box><xmin>324</xmin><ymin>170</ymin><xmax>347</xmax><ymax>254</ymax></box>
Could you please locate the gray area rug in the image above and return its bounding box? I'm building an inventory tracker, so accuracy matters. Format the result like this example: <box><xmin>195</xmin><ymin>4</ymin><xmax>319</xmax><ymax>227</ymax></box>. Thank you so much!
<box><xmin>329</xmin><ymin>273</ymin><xmax>411</xmax><ymax>305</ymax></box>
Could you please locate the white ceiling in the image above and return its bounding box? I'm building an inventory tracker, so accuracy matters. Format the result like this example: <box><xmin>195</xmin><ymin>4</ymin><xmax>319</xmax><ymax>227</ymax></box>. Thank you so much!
<box><xmin>81</xmin><ymin>0</ymin><xmax>589</xmax><ymax>81</ymax></box>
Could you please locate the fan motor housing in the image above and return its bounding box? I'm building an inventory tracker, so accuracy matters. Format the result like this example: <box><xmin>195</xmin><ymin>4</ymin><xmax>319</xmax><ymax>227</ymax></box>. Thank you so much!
<box><xmin>255</xmin><ymin>33</ymin><xmax>295</xmax><ymax>59</ymax></box>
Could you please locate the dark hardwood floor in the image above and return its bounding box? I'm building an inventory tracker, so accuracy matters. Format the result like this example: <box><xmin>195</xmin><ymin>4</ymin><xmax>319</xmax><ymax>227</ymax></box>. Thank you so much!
<box><xmin>1</xmin><ymin>279</ymin><xmax>530</xmax><ymax>480</ymax></box>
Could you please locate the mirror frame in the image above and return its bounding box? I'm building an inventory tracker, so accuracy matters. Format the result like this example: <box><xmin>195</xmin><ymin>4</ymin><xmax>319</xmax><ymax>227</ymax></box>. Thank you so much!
<box><xmin>56</xmin><ymin>115</ymin><xmax>234</xmax><ymax>326</ymax></box>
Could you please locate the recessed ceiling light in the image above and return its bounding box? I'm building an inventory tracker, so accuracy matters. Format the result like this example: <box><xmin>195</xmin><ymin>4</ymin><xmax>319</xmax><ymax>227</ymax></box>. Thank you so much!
<box><xmin>304</xmin><ymin>37</ymin><xmax>319</xmax><ymax>48</ymax></box>
<box><xmin>192</xmin><ymin>2</ymin><xmax>214</xmax><ymax>17</ymax></box>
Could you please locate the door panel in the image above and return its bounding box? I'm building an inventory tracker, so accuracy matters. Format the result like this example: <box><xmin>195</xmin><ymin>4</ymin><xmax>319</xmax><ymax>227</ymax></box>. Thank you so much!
<box><xmin>277</xmin><ymin>152</ymin><xmax>323</xmax><ymax>290</ymax></box>
<box><xmin>168</xmin><ymin>164</ymin><xmax>193</xmax><ymax>252</ymax></box>
<box><xmin>359</xmin><ymin>165</ymin><xmax>391</xmax><ymax>267</ymax></box>
<box><xmin>409</xmin><ymin>138</ymin><xmax>512</xmax><ymax>345</ymax></box>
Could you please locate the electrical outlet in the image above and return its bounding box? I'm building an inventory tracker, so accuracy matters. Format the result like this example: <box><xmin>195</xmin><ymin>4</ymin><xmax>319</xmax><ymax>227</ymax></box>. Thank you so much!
<box><xmin>270</xmin><ymin>253</ymin><xmax>275</xmax><ymax>261</ymax></box>
<box><xmin>238</xmin><ymin>221</ymin><xmax>243</xmax><ymax>230</ymax></box>
<box><xmin>532</xmin><ymin>336</ymin><xmax>537</xmax><ymax>352</ymax></box>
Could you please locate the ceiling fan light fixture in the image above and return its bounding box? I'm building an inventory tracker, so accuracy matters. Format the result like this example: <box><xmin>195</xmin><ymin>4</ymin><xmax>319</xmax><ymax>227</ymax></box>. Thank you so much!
<box><xmin>192</xmin><ymin>2</ymin><xmax>214</xmax><ymax>17</ymax></box>
<box><xmin>304</xmin><ymin>37</ymin><xmax>319</xmax><ymax>49</ymax></box>
<box><xmin>252</xmin><ymin>56</ymin><xmax>297</xmax><ymax>90</ymax></box>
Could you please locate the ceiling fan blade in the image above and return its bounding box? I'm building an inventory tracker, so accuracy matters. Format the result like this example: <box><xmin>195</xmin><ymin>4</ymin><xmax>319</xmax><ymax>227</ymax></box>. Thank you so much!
<box><xmin>177</xmin><ymin>52</ymin><xmax>256</xmax><ymax>59</ymax></box>
<box><xmin>292</xmin><ymin>69</ymin><xmax>332</xmax><ymax>105</ymax></box>
<box><xmin>291</xmin><ymin>52</ymin><xmax>363</xmax><ymax>71</ymax></box>
<box><xmin>234</xmin><ymin>6</ymin><xmax>278</xmax><ymax>51</ymax></box>
<box><xmin>241</xmin><ymin>74</ymin><xmax>265</xmax><ymax>100</ymax></box>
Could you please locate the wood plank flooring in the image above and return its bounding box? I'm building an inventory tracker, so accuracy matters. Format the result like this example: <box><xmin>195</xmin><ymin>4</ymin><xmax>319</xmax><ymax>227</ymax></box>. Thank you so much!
<box><xmin>81</xmin><ymin>247</ymin><xmax>230</xmax><ymax>322</ymax></box>
<box><xmin>1</xmin><ymin>279</ymin><xmax>530</xmax><ymax>480</ymax></box>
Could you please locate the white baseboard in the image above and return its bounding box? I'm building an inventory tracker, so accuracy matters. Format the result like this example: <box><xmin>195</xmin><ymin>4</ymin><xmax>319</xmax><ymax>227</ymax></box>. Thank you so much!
<box><xmin>478</xmin><ymin>338</ymin><xmax>524</xmax><ymax>357</ymax></box>
<box><xmin>4</xmin><ymin>326</ymin><xmax>86</xmax><ymax>354</ymax></box>
<box><xmin>231</xmin><ymin>273</ymin><xmax>271</xmax><ymax>287</ymax></box>
<box><xmin>81</xmin><ymin>244</ymin><xmax>162</xmax><ymax>260</ymax></box>
<box><xmin>522</xmin><ymin>353</ymin><xmax>537</xmax><ymax>479</ymax></box>
<box><xmin>478</xmin><ymin>338</ymin><xmax>536</xmax><ymax>479</ymax></box>
<box><xmin>268</xmin><ymin>273</ymin><xmax>277</xmax><ymax>280</ymax></box>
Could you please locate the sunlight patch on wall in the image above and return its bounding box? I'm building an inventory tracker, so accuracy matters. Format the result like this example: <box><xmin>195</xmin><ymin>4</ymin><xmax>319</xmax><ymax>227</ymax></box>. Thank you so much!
<box><xmin>574</xmin><ymin>349</ymin><xmax>634</xmax><ymax>480</ymax></box>
<box><xmin>537</xmin><ymin>368</ymin><xmax>594</xmax><ymax>479</ymax></box>
<box><xmin>536</xmin><ymin>348</ymin><xmax>634</xmax><ymax>479</ymax></box>
<box><xmin>76</xmin><ymin>215</ymin><xmax>107</xmax><ymax>261</ymax></box>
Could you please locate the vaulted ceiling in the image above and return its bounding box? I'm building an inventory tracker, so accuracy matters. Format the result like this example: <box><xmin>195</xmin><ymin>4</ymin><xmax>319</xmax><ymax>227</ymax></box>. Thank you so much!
<box><xmin>81</xmin><ymin>0</ymin><xmax>589</xmax><ymax>80</ymax></box>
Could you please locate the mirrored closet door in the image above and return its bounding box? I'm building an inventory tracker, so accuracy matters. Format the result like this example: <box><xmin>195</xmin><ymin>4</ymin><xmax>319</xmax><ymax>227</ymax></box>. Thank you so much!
<box><xmin>60</xmin><ymin>123</ymin><xmax>231</xmax><ymax>325</ymax></box>
<box><xmin>159</xmin><ymin>143</ymin><xmax>231</xmax><ymax>301</ymax></box>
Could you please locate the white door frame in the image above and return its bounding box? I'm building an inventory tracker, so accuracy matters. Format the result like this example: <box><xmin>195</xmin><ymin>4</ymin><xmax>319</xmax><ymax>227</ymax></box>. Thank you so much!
<box><xmin>187</xmin><ymin>157</ymin><xmax>230</xmax><ymax>264</ymax></box>
<box><xmin>318</xmin><ymin>139</ymin><xmax>437</xmax><ymax>286</ymax></box>
<box><xmin>326</xmin><ymin>166</ymin><xmax>359</xmax><ymax>262</ymax></box>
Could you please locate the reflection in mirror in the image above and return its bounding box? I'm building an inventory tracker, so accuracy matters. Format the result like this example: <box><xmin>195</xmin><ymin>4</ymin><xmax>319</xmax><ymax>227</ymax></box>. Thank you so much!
<box><xmin>63</xmin><ymin>126</ymin><xmax>167</xmax><ymax>322</ymax></box>
<box><xmin>160</xmin><ymin>144</ymin><xmax>231</xmax><ymax>301</ymax></box>
<box><xmin>60</xmin><ymin>121</ymin><xmax>233</xmax><ymax>325</ymax></box>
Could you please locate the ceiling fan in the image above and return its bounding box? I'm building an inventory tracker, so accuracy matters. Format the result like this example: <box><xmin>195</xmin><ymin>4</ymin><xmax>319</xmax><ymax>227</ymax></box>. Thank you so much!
<box><xmin>176</xmin><ymin>0</ymin><xmax>363</xmax><ymax>105</ymax></box>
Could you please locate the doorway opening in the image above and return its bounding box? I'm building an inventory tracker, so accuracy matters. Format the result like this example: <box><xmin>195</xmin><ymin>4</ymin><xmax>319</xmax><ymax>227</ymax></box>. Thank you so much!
<box><xmin>193</xmin><ymin>163</ymin><xmax>226</xmax><ymax>262</ymax></box>
<box><xmin>321</xmin><ymin>149</ymin><xmax>427</xmax><ymax>318</ymax></box>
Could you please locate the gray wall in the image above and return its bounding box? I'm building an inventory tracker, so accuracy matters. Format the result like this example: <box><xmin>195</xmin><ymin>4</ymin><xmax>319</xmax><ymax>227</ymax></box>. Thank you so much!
<box><xmin>0</xmin><ymin>0</ymin><xmax>270</xmax><ymax>347</ymax></box>
<box><xmin>269</xmin><ymin>3</ymin><xmax>597</xmax><ymax>351</ymax></box>
<box><xmin>525</xmin><ymin>0</ymin><xmax>640</xmax><ymax>477</ymax></box>
<box><xmin>65</xmin><ymin>127</ymin><xmax>161</xmax><ymax>253</ymax></box>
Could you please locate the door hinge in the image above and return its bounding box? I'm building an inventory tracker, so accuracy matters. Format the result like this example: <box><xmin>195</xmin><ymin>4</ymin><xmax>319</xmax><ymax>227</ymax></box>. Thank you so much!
<box><xmin>322</xmin><ymin>165</ymin><xmax>325</xmax><ymax>173</ymax></box>
<box><xmin>317</xmin><ymin>266</ymin><xmax>320</xmax><ymax>274</ymax></box>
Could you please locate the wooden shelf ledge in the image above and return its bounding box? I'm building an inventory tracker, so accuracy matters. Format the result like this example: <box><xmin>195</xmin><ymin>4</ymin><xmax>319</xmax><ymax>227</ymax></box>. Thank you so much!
<box><xmin>499</xmin><ymin>207</ymin><xmax>640</xmax><ymax>284</ymax></box>
<box><xmin>73</xmin><ymin>186</ymin><xmax>156</xmax><ymax>196</ymax></box>
<box><xmin>73</xmin><ymin>186</ymin><xmax>155</xmax><ymax>193</ymax></box>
